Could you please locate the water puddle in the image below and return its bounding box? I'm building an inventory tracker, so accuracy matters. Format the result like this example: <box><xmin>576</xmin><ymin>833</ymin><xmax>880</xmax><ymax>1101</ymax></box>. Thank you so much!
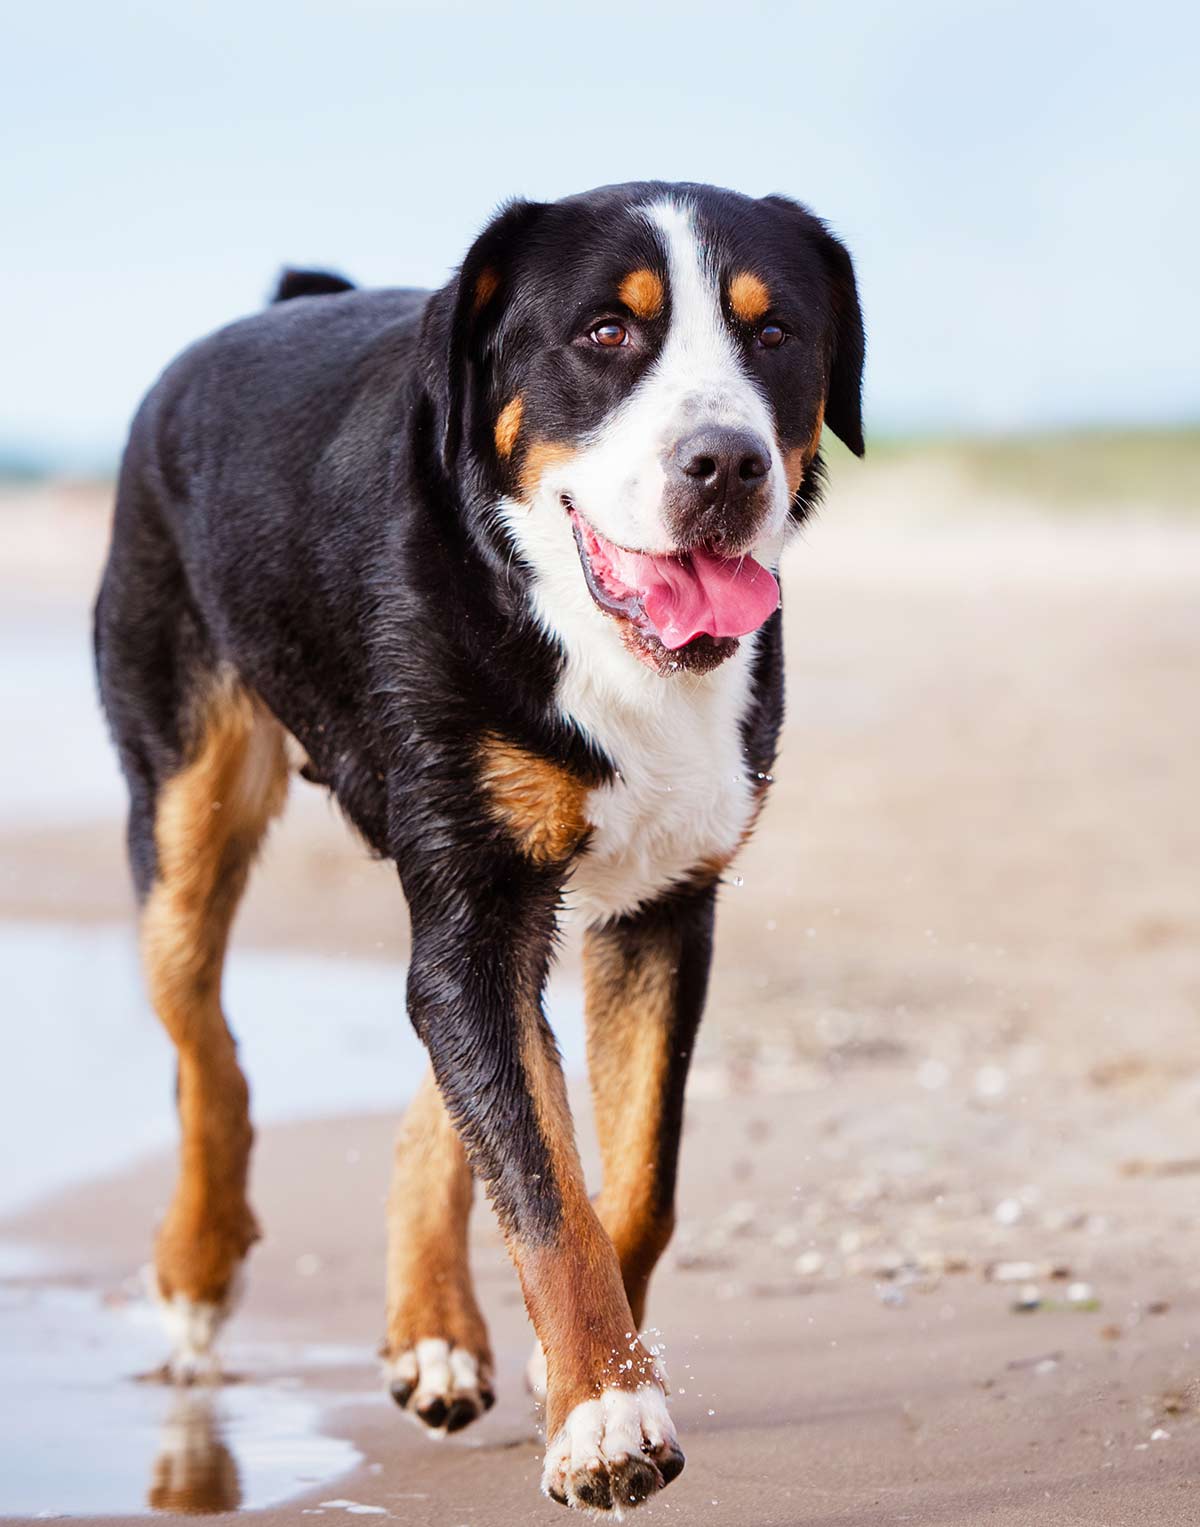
<box><xmin>1</xmin><ymin>1284</ymin><xmax>366</xmax><ymax>1517</ymax></box>
<box><xmin>0</xmin><ymin>920</ymin><xmax>585</xmax><ymax>1215</ymax></box>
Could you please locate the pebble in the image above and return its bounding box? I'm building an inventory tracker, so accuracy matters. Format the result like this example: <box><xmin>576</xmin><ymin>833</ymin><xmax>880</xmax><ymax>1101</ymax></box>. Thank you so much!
<box><xmin>975</xmin><ymin>1065</ymin><xmax>1008</xmax><ymax>1099</ymax></box>
<box><xmin>794</xmin><ymin>1250</ymin><xmax>825</xmax><ymax>1277</ymax></box>
<box><xmin>988</xmin><ymin>1260</ymin><xmax>1039</xmax><ymax>1283</ymax></box>
<box><xmin>917</xmin><ymin>1059</ymin><xmax>951</xmax><ymax>1090</ymax></box>
<box><xmin>993</xmin><ymin>1198</ymin><xmax>1023</xmax><ymax>1226</ymax></box>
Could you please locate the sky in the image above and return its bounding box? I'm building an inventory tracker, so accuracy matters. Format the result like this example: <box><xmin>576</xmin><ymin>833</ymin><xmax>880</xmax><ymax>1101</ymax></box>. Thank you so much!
<box><xmin>3</xmin><ymin>0</ymin><xmax>1197</xmax><ymax>465</ymax></box>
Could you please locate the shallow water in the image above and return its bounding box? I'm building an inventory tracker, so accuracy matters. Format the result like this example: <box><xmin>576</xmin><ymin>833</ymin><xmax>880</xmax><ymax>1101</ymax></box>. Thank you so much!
<box><xmin>1</xmin><ymin>1284</ymin><xmax>367</xmax><ymax>1517</ymax></box>
<box><xmin>0</xmin><ymin>920</ymin><xmax>586</xmax><ymax>1216</ymax></box>
<box><xmin>0</xmin><ymin>607</ymin><xmax>126</xmax><ymax>828</ymax></box>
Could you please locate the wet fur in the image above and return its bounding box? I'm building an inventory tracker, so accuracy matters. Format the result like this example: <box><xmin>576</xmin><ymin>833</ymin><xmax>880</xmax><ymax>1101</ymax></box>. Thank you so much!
<box><xmin>94</xmin><ymin>179</ymin><xmax>863</xmax><ymax>1506</ymax></box>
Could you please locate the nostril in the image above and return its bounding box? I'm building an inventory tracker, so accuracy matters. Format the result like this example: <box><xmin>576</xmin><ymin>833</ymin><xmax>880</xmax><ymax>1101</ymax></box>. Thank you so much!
<box><xmin>739</xmin><ymin>452</ymin><xmax>770</xmax><ymax>483</ymax></box>
<box><xmin>684</xmin><ymin>454</ymin><xmax>718</xmax><ymax>480</ymax></box>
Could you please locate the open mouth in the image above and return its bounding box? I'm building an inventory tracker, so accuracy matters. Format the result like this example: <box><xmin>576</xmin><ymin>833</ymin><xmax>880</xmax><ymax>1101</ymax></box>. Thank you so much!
<box><xmin>568</xmin><ymin>508</ymin><xmax>780</xmax><ymax>667</ymax></box>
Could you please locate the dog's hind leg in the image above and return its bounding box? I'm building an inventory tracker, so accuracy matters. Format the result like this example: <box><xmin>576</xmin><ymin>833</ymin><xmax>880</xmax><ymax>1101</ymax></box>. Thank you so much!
<box><xmin>382</xmin><ymin>1069</ymin><xmax>494</xmax><ymax>1432</ymax></box>
<box><xmin>584</xmin><ymin>884</ymin><xmax>715</xmax><ymax>1326</ymax></box>
<box><xmin>136</xmin><ymin>674</ymin><xmax>289</xmax><ymax>1378</ymax></box>
<box><xmin>526</xmin><ymin>882</ymin><xmax>716</xmax><ymax>1400</ymax></box>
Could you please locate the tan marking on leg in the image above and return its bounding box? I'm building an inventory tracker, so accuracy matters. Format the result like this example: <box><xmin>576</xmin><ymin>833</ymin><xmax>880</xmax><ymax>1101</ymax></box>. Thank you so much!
<box><xmin>472</xmin><ymin>265</ymin><xmax>500</xmax><ymax>313</ymax></box>
<box><xmin>584</xmin><ymin>929</ymin><xmax>679</xmax><ymax>1328</ymax></box>
<box><xmin>519</xmin><ymin>440</ymin><xmax>577</xmax><ymax>502</ymax></box>
<box><xmin>478</xmin><ymin>733</ymin><xmax>589</xmax><ymax>864</ymax></box>
<box><xmin>142</xmin><ymin>674</ymin><xmax>288</xmax><ymax>1308</ymax></box>
<box><xmin>494</xmin><ymin>395</ymin><xmax>523</xmax><ymax>459</ymax></box>
<box><xmin>384</xmin><ymin>1070</ymin><xmax>491</xmax><ymax>1373</ymax></box>
<box><xmin>728</xmin><ymin>270</ymin><xmax>771</xmax><ymax>323</ymax></box>
<box><xmin>618</xmin><ymin>267</ymin><xmax>665</xmax><ymax>321</ymax></box>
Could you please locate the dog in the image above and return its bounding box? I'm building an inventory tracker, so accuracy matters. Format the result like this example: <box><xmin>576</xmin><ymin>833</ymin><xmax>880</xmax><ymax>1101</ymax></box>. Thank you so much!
<box><xmin>94</xmin><ymin>180</ymin><xmax>864</xmax><ymax>1513</ymax></box>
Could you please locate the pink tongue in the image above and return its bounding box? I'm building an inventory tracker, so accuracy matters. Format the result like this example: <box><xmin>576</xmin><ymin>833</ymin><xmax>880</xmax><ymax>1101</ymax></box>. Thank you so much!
<box><xmin>607</xmin><ymin>542</ymin><xmax>780</xmax><ymax>650</ymax></box>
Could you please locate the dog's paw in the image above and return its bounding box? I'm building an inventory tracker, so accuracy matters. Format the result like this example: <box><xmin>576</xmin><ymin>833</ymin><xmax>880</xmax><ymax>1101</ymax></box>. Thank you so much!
<box><xmin>150</xmin><ymin>1267</ymin><xmax>243</xmax><ymax>1384</ymax></box>
<box><xmin>384</xmin><ymin>1338</ymin><xmax>495</xmax><ymax>1435</ymax></box>
<box><xmin>542</xmin><ymin>1386</ymin><xmax>684</xmax><ymax>1513</ymax></box>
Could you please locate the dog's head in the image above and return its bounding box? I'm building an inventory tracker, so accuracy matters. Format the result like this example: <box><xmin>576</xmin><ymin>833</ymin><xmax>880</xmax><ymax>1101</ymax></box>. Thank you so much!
<box><xmin>423</xmin><ymin>182</ymin><xmax>864</xmax><ymax>676</ymax></box>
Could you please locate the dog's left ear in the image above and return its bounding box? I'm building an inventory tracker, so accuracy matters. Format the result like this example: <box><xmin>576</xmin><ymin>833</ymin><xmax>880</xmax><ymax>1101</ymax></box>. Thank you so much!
<box><xmin>421</xmin><ymin>198</ymin><xmax>548</xmax><ymax>481</ymax></box>
<box><xmin>816</xmin><ymin>224</ymin><xmax>866</xmax><ymax>457</ymax></box>
<box><xmin>763</xmin><ymin>197</ymin><xmax>866</xmax><ymax>457</ymax></box>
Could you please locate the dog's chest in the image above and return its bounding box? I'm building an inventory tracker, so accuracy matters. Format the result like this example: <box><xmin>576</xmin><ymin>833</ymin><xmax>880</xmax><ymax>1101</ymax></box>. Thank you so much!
<box><xmin>561</xmin><ymin>660</ymin><xmax>756</xmax><ymax>924</ymax></box>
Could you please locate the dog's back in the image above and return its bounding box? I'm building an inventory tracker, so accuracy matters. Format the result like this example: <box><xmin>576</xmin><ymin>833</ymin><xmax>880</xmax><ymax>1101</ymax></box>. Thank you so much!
<box><xmin>96</xmin><ymin>279</ymin><xmax>434</xmax><ymax>863</ymax></box>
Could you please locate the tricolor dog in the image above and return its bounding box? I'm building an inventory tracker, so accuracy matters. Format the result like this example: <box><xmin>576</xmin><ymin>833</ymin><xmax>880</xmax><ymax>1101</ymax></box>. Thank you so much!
<box><xmin>95</xmin><ymin>181</ymin><xmax>864</xmax><ymax>1513</ymax></box>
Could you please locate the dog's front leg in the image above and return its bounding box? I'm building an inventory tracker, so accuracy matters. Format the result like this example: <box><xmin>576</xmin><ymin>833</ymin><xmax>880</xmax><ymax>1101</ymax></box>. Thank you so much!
<box><xmin>404</xmin><ymin>864</ymin><xmax>684</xmax><ymax>1514</ymax></box>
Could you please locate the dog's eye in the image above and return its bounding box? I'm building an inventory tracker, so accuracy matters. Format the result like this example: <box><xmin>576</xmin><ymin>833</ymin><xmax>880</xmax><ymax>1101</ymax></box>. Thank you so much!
<box><xmin>590</xmin><ymin>322</ymin><xmax>628</xmax><ymax>348</ymax></box>
<box><xmin>757</xmin><ymin>323</ymin><xmax>786</xmax><ymax>349</ymax></box>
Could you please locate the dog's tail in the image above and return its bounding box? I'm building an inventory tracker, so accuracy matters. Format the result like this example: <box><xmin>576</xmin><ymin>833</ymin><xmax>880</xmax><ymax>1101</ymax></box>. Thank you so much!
<box><xmin>271</xmin><ymin>267</ymin><xmax>356</xmax><ymax>303</ymax></box>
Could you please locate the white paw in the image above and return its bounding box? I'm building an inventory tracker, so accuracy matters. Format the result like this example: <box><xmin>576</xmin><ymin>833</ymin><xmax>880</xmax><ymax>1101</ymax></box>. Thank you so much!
<box><xmin>526</xmin><ymin>1340</ymin><xmax>548</xmax><ymax>1401</ymax></box>
<box><xmin>150</xmin><ymin>1266</ymin><xmax>243</xmax><ymax>1383</ymax></box>
<box><xmin>542</xmin><ymin>1386</ymin><xmax>684</xmax><ymax>1515</ymax></box>
<box><xmin>384</xmin><ymin>1338</ymin><xmax>494</xmax><ymax>1435</ymax></box>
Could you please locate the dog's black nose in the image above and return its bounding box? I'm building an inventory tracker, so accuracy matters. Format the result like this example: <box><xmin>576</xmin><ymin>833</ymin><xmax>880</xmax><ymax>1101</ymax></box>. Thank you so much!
<box><xmin>673</xmin><ymin>427</ymin><xmax>771</xmax><ymax>503</ymax></box>
<box><xmin>666</xmin><ymin>426</ymin><xmax>771</xmax><ymax>548</ymax></box>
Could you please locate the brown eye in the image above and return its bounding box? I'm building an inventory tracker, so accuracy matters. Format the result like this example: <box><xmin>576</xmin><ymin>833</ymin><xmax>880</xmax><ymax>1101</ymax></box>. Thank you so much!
<box><xmin>591</xmin><ymin>322</ymin><xmax>628</xmax><ymax>347</ymax></box>
<box><xmin>757</xmin><ymin>322</ymin><xmax>785</xmax><ymax>349</ymax></box>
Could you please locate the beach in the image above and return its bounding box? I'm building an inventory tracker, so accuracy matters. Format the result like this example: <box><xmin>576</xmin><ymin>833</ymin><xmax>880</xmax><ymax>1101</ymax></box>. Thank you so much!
<box><xmin>2</xmin><ymin>458</ymin><xmax>1198</xmax><ymax>1523</ymax></box>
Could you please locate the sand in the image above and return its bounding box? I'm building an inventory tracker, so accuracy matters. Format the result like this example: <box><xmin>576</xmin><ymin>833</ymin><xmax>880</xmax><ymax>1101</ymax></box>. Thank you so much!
<box><xmin>1</xmin><ymin>467</ymin><xmax>1198</xmax><ymax>1523</ymax></box>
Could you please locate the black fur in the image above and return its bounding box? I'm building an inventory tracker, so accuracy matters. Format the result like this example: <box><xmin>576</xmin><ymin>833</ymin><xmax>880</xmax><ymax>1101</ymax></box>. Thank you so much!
<box><xmin>272</xmin><ymin>267</ymin><xmax>356</xmax><ymax>302</ymax></box>
<box><xmin>95</xmin><ymin>181</ymin><xmax>863</xmax><ymax>1248</ymax></box>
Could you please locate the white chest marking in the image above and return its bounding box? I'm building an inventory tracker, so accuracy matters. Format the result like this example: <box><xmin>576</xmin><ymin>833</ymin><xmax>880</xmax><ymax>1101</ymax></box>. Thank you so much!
<box><xmin>498</xmin><ymin>487</ymin><xmax>761</xmax><ymax>924</ymax></box>
<box><xmin>495</xmin><ymin>195</ymin><xmax>777</xmax><ymax>924</ymax></box>
<box><xmin>562</xmin><ymin>644</ymin><xmax>757</xmax><ymax>923</ymax></box>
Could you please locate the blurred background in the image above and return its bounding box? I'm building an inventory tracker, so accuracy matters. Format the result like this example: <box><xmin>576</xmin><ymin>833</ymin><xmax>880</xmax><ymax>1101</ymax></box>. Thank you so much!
<box><xmin>2</xmin><ymin>1</ymin><xmax>1198</xmax><ymax>1520</ymax></box>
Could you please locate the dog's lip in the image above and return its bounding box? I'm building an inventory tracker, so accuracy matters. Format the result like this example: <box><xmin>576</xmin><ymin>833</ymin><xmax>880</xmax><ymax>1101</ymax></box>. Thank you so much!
<box><xmin>568</xmin><ymin>509</ymin><xmax>677</xmax><ymax>647</ymax></box>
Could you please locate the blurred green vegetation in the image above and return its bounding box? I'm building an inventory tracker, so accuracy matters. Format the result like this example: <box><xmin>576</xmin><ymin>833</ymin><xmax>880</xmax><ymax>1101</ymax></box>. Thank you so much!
<box><xmin>825</xmin><ymin>424</ymin><xmax>1200</xmax><ymax>512</ymax></box>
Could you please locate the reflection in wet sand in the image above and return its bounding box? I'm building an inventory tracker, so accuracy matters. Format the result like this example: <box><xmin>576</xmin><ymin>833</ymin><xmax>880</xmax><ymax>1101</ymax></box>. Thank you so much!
<box><xmin>0</xmin><ymin>1284</ymin><xmax>363</xmax><ymax>1518</ymax></box>
<box><xmin>148</xmin><ymin>1393</ymin><xmax>242</xmax><ymax>1514</ymax></box>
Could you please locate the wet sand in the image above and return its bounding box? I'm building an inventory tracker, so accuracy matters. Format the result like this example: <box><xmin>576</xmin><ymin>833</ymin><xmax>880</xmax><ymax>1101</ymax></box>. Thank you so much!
<box><xmin>1</xmin><ymin>470</ymin><xmax>1198</xmax><ymax>1522</ymax></box>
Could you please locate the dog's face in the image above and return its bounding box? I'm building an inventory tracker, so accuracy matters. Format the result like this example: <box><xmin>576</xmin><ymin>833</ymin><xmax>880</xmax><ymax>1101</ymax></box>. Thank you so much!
<box><xmin>432</xmin><ymin>183</ymin><xmax>864</xmax><ymax>675</ymax></box>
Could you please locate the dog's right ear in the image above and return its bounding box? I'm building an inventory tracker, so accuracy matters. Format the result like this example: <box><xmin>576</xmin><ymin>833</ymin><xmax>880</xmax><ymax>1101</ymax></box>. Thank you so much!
<box><xmin>420</xmin><ymin>198</ymin><xmax>548</xmax><ymax>482</ymax></box>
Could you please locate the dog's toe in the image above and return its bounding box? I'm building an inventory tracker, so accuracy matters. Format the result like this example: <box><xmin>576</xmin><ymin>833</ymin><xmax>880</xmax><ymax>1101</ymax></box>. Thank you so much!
<box><xmin>541</xmin><ymin>1385</ymin><xmax>682</xmax><ymax>1512</ymax></box>
<box><xmin>383</xmin><ymin>1338</ymin><xmax>492</xmax><ymax>1437</ymax></box>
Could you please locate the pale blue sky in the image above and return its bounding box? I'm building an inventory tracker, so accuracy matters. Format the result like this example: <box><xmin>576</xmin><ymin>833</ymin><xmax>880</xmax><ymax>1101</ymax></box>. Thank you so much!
<box><xmin>4</xmin><ymin>0</ymin><xmax>1196</xmax><ymax>464</ymax></box>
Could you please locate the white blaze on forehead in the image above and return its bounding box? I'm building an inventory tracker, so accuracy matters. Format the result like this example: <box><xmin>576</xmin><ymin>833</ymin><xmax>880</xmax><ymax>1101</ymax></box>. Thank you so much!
<box><xmin>643</xmin><ymin>199</ymin><xmax>770</xmax><ymax>429</ymax></box>
<box><xmin>542</xmin><ymin>197</ymin><xmax>789</xmax><ymax>554</ymax></box>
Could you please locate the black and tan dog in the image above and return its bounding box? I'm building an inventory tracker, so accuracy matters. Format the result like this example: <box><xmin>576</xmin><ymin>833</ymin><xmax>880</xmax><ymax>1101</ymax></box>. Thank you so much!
<box><xmin>95</xmin><ymin>181</ymin><xmax>863</xmax><ymax>1513</ymax></box>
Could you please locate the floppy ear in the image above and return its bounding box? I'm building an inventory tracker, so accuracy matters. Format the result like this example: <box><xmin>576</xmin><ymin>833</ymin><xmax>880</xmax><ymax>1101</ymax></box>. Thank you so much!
<box><xmin>420</xmin><ymin>198</ymin><xmax>548</xmax><ymax>481</ymax></box>
<box><xmin>762</xmin><ymin>196</ymin><xmax>865</xmax><ymax>457</ymax></box>
<box><xmin>814</xmin><ymin>223</ymin><xmax>866</xmax><ymax>457</ymax></box>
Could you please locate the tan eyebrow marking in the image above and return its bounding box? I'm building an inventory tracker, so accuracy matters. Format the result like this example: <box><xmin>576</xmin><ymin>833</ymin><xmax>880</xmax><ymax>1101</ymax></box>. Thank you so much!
<box><xmin>729</xmin><ymin>270</ymin><xmax>771</xmax><ymax>323</ymax></box>
<box><xmin>617</xmin><ymin>268</ymin><xmax>665</xmax><ymax>321</ymax></box>
<box><xmin>494</xmin><ymin>395</ymin><xmax>523</xmax><ymax>459</ymax></box>
<box><xmin>473</xmin><ymin>266</ymin><xmax>500</xmax><ymax>313</ymax></box>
